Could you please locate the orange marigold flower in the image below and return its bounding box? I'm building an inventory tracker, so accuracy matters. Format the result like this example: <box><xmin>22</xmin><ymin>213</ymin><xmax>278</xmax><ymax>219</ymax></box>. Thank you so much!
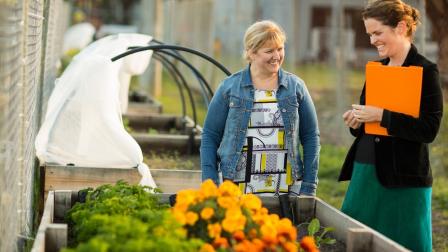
<box><xmin>233</xmin><ymin>230</ymin><xmax>245</xmax><ymax>242</ymax></box>
<box><xmin>249</xmin><ymin>228</ymin><xmax>258</xmax><ymax>239</ymax></box>
<box><xmin>175</xmin><ymin>189</ymin><xmax>198</xmax><ymax>208</ymax></box>
<box><xmin>207</xmin><ymin>223</ymin><xmax>222</xmax><ymax>238</ymax></box>
<box><xmin>261</xmin><ymin>223</ymin><xmax>278</xmax><ymax>244</ymax></box>
<box><xmin>234</xmin><ymin>240</ymin><xmax>254</xmax><ymax>252</ymax></box>
<box><xmin>252</xmin><ymin>238</ymin><xmax>265</xmax><ymax>251</ymax></box>
<box><xmin>300</xmin><ymin>236</ymin><xmax>319</xmax><ymax>252</ymax></box>
<box><xmin>282</xmin><ymin>241</ymin><xmax>298</xmax><ymax>252</ymax></box>
<box><xmin>172</xmin><ymin>209</ymin><xmax>186</xmax><ymax>225</ymax></box>
<box><xmin>218</xmin><ymin>180</ymin><xmax>241</xmax><ymax>197</ymax></box>
<box><xmin>277</xmin><ymin>218</ymin><xmax>297</xmax><ymax>241</ymax></box>
<box><xmin>199</xmin><ymin>179</ymin><xmax>219</xmax><ymax>200</ymax></box>
<box><xmin>241</xmin><ymin>193</ymin><xmax>262</xmax><ymax>210</ymax></box>
<box><xmin>222</xmin><ymin>207</ymin><xmax>246</xmax><ymax>233</ymax></box>
<box><xmin>200</xmin><ymin>243</ymin><xmax>215</xmax><ymax>252</ymax></box>
<box><xmin>201</xmin><ymin>207</ymin><xmax>215</xmax><ymax>220</ymax></box>
<box><xmin>222</xmin><ymin>215</ymin><xmax>246</xmax><ymax>233</ymax></box>
<box><xmin>218</xmin><ymin>196</ymin><xmax>237</xmax><ymax>209</ymax></box>
<box><xmin>185</xmin><ymin>211</ymin><xmax>199</xmax><ymax>226</ymax></box>
<box><xmin>213</xmin><ymin>237</ymin><xmax>229</xmax><ymax>249</ymax></box>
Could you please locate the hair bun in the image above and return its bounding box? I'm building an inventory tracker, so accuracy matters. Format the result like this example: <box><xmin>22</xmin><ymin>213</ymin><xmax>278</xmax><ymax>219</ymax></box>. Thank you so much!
<box><xmin>411</xmin><ymin>8</ymin><xmax>419</xmax><ymax>22</ymax></box>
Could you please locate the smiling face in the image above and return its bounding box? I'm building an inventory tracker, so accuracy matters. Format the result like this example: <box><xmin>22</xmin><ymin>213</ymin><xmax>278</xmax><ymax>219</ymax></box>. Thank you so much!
<box><xmin>249</xmin><ymin>41</ymin><xmax>284</xmax><ymax>75</ymax></box>
<box><xmin>364</xmin><ymin>18</ymin><xmax>407</xmax><ymax>59</ymax></box>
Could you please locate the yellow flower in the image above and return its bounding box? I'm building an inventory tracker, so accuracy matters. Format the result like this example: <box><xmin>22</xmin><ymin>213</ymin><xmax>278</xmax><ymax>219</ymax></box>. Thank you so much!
<box><xmin>207</xmin><ymin>223</ymin><xmax>222</xmax><ymax>238</ymax></box>
<box><xmin>217</xmin><ymin>196</ymin><xmax>238</xmax><ymax>209</ymax></box>
<box><xmin>175</xmin><ymin>189</ymin><xmax>198</xmax><ymax>209</ymax></box>
<box><xmin>172</xmin><ymin>209</ymin><xmax>186</xmax><ymax>225</ymax></box>
<box><xmin>218</xmin><ymin>180</ymin><xmax>242</xmax><ymax>197</ymax></box>
<box><xmin>198</xmin><ymin>179</ymin><xmax>219</xmax><ymax>200</ymax></box>
<box><xmin>277</xmin><ymin>218</ymin><xmax>297</xmax><ymax>241</ymax></box>
<box><xmin>200</xmin><ymin>243</ymin><xmax>215</xmax><ymax>252</ymax></box>
<box><xmin>200</xmin><ymin>207</ymin><xmax>215</xmax><ymax>220</ymax></box>
<box><xmin>185</xmin><ymin>211</ymin><xmax>199</xmax><ymax>226</ymax></box>
<box><xmin>222</xmin><ymin>207</ymin><xmax>246</xmax><ymax>233</ymax></box>
<box><xmin>260</xmin><ymin>222</ymin><xmax>278</xmax><ymax>244</ymax></box>
<box><xmin>241</xmin><ymin>193</ymin><xmax>262</xmax><ymax>210</ymax></box>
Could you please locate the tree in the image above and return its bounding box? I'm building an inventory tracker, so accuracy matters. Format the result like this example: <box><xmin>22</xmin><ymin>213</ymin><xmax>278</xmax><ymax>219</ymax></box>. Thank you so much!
<box><xmin>426</xmin><ymin>0</ymin><xmax>448</xmax><ymax>89</ymax></box>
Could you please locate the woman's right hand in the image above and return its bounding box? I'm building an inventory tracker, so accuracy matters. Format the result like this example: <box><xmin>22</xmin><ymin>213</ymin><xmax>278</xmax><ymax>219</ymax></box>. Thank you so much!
<box><xmin>342</xmin><ymin>109</ymin><xmax>361</xmax><ymax>129</ymax></box>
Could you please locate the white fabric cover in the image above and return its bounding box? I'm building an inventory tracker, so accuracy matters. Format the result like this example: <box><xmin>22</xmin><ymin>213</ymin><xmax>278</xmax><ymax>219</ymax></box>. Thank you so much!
<box><xmin>62</xmin><ymin>22</ymin><xmax>96</xmax><ymax>53</ymax></box>
<box><xmin>36</xmin><ymin>33</ymin><xmax>155</xmax><ymax>187</ymax></box>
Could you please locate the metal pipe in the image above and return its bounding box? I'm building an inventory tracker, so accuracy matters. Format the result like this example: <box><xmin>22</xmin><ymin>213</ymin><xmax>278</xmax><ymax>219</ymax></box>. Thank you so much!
<box><xmin>111</xmin><ymin>44</ymin><xmax>231</xmax><ymax>76</ymax></box>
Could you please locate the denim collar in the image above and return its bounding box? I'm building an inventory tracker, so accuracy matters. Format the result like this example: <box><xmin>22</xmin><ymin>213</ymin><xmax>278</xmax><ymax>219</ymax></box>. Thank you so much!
<box><xmin>240</xmin><ymin>64</ymin><xmax>288</xmax><ymax>89</ymax></box>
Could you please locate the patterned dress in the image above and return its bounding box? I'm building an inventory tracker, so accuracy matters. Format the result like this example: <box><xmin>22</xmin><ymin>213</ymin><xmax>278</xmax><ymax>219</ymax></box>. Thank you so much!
<box><xmin>234</xmin><ymin>89</ymin><xmax>293</xmax><ymax>195</ymax></box>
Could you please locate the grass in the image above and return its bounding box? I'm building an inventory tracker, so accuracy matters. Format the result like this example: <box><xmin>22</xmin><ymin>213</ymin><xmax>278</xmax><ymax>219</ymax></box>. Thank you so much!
<box><xmin>316</xmin><ymin>144</ymin><xmax>349</xmax><ymax>208</ymax></box>
<box><xmin>152</xmin><ymin>71</ymin><xmax>208</xmax><ymax>126</ymax></box>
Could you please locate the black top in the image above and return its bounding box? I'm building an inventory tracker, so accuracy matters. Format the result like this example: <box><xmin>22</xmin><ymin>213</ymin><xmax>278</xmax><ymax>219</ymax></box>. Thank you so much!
<box><xmin>354</xmin><ymin>134</ymin><xmax>375</xmax><ymax>164</ymax></box>
<box><xmin>339</xmin><ymin>44</ymin><xmax>444</xmax><ymax>188</ymax></box>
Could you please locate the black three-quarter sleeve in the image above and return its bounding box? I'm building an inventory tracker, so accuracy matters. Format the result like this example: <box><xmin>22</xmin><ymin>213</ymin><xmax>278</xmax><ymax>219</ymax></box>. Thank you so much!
<box><xmin>380</xmin><ymin>63</ymin><xmax>443</xmax><ymax>143</ymax></box>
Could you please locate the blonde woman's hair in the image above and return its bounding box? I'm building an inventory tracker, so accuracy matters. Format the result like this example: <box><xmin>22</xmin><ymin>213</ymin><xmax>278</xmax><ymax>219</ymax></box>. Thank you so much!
<box><xmin>362</xmin><ymin>0</ymin><xmax>420</xmax><ymax>39</ymax></box>
<box><xmin>243</xmin><ymin>20</ymin><xmax>286</xmax><ymax>62</ymax></box>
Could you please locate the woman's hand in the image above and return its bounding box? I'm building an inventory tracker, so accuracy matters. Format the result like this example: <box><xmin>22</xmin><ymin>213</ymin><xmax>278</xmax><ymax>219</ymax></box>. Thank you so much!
<box><xmin>351</xmin><ymin>104</ymin><xmax>383</xmax><ymax>123</ymax></box>
<box><xmin>343</xmin><ymin>109</ymin><xmax>362</xmax><ymax>129</ymax></box>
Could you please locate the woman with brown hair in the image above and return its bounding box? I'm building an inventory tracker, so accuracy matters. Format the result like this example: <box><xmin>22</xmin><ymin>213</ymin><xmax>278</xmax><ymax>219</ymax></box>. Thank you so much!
<box><xmin>339</xmin><ymin>1</ymin><xmax>443</xmax><ymax>251</ymax></box>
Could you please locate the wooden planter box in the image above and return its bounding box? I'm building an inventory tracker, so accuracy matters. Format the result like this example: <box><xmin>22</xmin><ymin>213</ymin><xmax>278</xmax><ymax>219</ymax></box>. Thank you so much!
<box><xmin>124</xmin><ymin>114</ymin><xmax>202</xmax><ymax>154</ymax></box>
<box><xmin>32</xmin><ymin>189</ymin><xmax>410</xmax><ymax>252</ymax></box>
<box><xmin>126</xmin><ymin>98</ymin><xmax>163</xmax><ymax>115</ymax></box>
<box><xmin>43</xmin><ymin>164</ymin><xmax>202</xmax><ymax>195</ymax></box>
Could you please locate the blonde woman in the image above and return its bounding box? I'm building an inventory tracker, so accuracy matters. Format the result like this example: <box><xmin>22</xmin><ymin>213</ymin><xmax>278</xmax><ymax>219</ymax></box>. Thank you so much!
<box><xmin>201</xmin><ymin>20</ymin><xmax>320</xmax><ymax>196</ymax></box>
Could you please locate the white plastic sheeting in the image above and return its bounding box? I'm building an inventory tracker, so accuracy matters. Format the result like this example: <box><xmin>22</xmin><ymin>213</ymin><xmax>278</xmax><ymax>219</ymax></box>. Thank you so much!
<box><xmin>36</xmin><ymin>33</ymin><xmax>155</xmax><ymax>187</ymax></box>
<box><xmin>62</xmin><ymin>22</ymin><xmax>96</xmax><ymax>53</ymax></box>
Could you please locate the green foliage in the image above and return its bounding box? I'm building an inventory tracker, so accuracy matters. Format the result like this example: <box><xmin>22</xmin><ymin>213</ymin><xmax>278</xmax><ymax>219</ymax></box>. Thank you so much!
<box><xmin>305</xmin><ymin>218</ymin><xmax>336</xmax><ymax>247</ymax></box>
<box><xmin>59</xmin><ymin>48</ymin><xmax>81</xmax><ymax>76</ymax></box>
<box><xmin>64</xmin><ymin>181</ymin><xmax>203</xmax><ymax>252</ymax></box>
<box><xmin>316</xmin><ymin>144</ymin><xmax>349</xmax><ymax>208</ymax></box>
<box><xmin>123</xmin><ymin>118</ymin><xmax>133</xmax><ymax>133</ymax></box>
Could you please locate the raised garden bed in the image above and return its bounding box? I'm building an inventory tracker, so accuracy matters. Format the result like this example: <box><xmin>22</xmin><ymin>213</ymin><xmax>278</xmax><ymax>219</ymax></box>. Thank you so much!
<box><xmin>33</xmin><ymin>188</ymin><xmax>409</xmax><ymax>252</ymax></box>
<box><xmin>126</xmin><ymin>92</ymin><xmax>163</xmax><ymax>115</ymax></box>
<box><xmin>124</xmin><ymin>114</ymin><xmax>202</xmax><ymax>154</ymax></box>
<box><xmin>42</xmin><ymin>164</ymin><xmax>201</xmax><ymax>195</ymax></box>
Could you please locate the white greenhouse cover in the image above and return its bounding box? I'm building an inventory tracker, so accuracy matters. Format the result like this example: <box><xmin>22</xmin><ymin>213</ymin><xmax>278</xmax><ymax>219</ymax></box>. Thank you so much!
<box><xmin>62</xmin><ymin>22</ymin><xmax>96</xmax><ymax>53</ymax></box>
<box><xmin>36</xmin><ymin>33</ymin><xmax>155</xmax><ymax>187</ymax></box>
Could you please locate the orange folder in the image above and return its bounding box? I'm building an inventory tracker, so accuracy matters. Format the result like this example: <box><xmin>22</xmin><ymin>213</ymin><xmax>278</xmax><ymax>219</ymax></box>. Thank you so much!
<box><xmin>365</xmin><ymin>61</ymin><xmax>423</xmax><ymax>136</ymax></box>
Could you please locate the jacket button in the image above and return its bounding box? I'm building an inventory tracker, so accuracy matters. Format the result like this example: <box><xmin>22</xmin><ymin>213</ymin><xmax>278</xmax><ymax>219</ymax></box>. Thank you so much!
<box><xmin>229</xmin><ymin>102</ymin><xmax>234</xmax><ymax>107</ymax></box>
<box><xmin>281</xmin><ymin>108</ymin><xmax>286</xmax><ymax>112</ymax></box>
<box><xmin>374</xmin><ymin>137</ymin><xmax>380</xmax><ymax>143</ymax></box>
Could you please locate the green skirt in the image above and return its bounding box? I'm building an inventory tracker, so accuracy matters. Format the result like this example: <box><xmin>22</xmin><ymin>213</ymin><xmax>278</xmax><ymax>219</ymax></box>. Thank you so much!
<box><xmin>341</xmin><ymin>162</ymin><xmax>432</xmax><ymax>252</ymax></box>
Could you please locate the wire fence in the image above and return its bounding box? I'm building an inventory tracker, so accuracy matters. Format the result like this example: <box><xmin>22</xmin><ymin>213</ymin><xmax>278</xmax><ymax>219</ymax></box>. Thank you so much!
<box><xmin>0</xmin><ymin>1</ymin><xmax>68</xmax><ymax>251</ymax></box>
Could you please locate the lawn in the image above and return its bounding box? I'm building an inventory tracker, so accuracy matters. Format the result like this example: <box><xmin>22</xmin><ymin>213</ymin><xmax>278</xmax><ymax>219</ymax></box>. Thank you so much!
<box><xmin>142</xmin><ymin>64</ymin><xmax>447</xmax><ymax>251</ymax></box>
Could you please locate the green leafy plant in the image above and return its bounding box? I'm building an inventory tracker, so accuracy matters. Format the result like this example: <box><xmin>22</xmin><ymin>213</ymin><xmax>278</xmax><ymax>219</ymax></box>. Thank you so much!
<box><xmin>302</xmin><ymin>218</ymin><xmax>336</xmax><ymax>248</ymax></box>
<box><xmin>64</xmin><ymin>181</ymin><xmax>203</xmax><ymax>252</ymax></box>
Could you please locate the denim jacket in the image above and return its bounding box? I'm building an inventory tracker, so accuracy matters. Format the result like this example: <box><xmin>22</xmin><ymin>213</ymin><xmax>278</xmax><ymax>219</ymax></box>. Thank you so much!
<box><xmin>200</xmin><ymin>65</ymin><xmax>320</xmax><ymax>195</ymax></box>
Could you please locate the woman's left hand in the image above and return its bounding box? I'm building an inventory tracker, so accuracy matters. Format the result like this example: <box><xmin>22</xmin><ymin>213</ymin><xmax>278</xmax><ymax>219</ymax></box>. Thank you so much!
<box><xmin>352</xmin><ymin>104</ymin><xmax>383</xmax><ymax>123</ymax></box>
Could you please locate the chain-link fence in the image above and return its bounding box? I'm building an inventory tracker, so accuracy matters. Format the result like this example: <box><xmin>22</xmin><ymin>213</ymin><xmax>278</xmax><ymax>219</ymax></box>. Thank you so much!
<box><xmin>0</xmin><ymin>1</ymin><xmax>68</xmax><ymax>251</ymax></box>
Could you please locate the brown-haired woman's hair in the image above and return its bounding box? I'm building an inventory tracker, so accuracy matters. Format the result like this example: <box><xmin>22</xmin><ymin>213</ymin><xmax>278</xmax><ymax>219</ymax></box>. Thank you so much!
<box><xmin>243</xmin><ymin>20</ymin><xmax>286</xmax><ymax>62</ymax></box>
<box><xmin>362</xmin><ymin>0</ymin><xmax>420</xmax><ymax>38</ymax></box>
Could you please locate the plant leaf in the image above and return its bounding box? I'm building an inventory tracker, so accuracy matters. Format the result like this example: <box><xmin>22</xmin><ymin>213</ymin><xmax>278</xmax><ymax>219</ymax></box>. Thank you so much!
<box><xmin>308</xmin><ymin>218</ymin><xmax>320</xmax><ymax>236</ymax></box>
<box><xmin>321</xmin><ymin>237</ymin><xmax>336</xmax><ymax>245</ymax></box>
